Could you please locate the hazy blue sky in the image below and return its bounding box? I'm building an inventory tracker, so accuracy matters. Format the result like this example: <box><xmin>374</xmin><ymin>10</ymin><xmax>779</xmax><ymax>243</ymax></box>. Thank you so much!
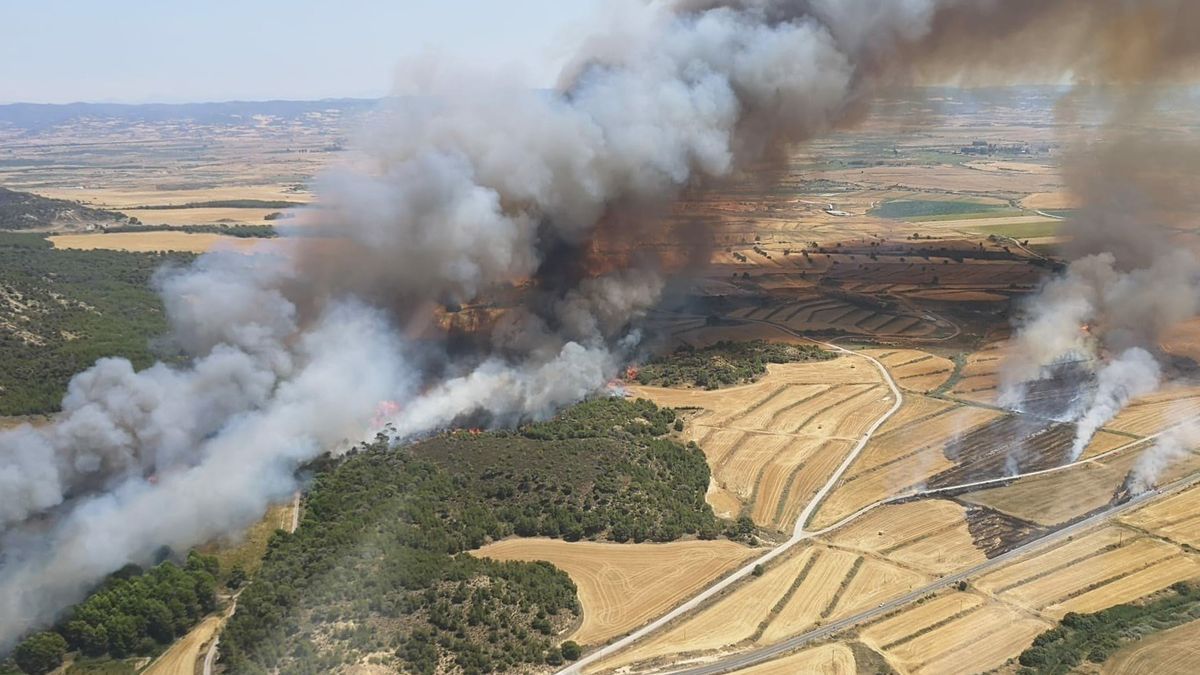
<box><xmin>1</xmin><ymin>1</ymin><xmax>603</xmax><ymax>104</ymax></box>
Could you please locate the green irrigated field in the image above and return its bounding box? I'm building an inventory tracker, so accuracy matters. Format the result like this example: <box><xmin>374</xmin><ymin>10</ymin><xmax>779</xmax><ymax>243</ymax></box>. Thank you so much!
<box><xmin>968</xmin><ymin>220</ymin><xmax>1062</xmax><ymax>240</ymax></box>
<box><xmin>871</xmin><ymin>199</ymin><xmax>1017</xmax><ymax>221</ymax></box>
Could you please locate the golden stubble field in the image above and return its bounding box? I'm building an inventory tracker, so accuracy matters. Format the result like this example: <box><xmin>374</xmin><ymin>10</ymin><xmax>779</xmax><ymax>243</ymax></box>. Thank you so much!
<box><xmin>630</xmin><ymin>356</ymin><xmax>894</xmax><ymax>532</ymax></box>
<box><xmin>471</xmin><ymin>538</ymin><xmax>759</xmax><ymax>647</ymax></box>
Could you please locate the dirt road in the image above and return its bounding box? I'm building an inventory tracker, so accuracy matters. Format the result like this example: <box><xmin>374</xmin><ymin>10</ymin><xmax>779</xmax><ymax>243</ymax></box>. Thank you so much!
<box><xmin>560</xmin><ymin>338</ymin><xmax>904</xmax><ymax>675</ymax></box>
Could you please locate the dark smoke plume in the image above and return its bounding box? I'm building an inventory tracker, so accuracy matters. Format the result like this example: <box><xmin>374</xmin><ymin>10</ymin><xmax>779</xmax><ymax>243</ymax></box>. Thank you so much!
<box><xmin>4</xmin><ymin>0</ymin><xmax>1200</xmax><ymax>649</ymax></box>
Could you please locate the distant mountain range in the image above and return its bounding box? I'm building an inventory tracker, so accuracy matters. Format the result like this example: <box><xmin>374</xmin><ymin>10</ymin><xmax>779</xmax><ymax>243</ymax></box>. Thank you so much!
<box><xmin>0</xmin><ymin>98</ymin><xmax>381</xmax><ymax>131</ymax></box>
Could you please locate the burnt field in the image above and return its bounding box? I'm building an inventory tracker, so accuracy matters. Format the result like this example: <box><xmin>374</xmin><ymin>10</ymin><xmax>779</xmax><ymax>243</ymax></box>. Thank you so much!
<box><xmin>927</xmin><ymin>415</ymin><xmax>1077</xmax><ymax>489</ymax></box>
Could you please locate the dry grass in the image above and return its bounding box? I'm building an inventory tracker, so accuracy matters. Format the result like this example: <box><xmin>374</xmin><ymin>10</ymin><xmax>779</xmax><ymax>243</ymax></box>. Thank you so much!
<box><xmin>958</xmin><ymin>451</ymin><xmax>1140</xmax><ymax>526</ymax></box>
<box><xmin>632</xmin><ymin>358</ymin><xmax>891</xmax><ymax>530</ymax></box>
<box><xmin>728</xmin><ymin>643</ymin><xmax>855</xmax><ymax>675</ymax></box>
<box><xmin>997</xmin><ymin>537</ymin><xmax>1179</xmax><ymax>612</ymax></box>
<box><xmin>473</xmin><ymin>538</ymin><xmax>758</xmax><ymax>647</ymax></box>
<box><xmin>123</xmin><ymin>207</ymin><xmax>281</xmax><ymax>225</ymax></box>
<box><xmin>810</xmin><ymin>405</ymin><xmax>1001</xmax><ymax>530</ymax></box>
<box><xmin>859</xmin><ymin>591</ymin><xmax>984</xmax><ymax>651</ymax></box>
<box><xmin>49</xmin><ymin>231</ymin><xmax>272</xmax><ymax>253</ymax></box>
<box><xmin>142</xmin><ymin>614</ymin><xmax>222</xmax><ymax>675</ymax></box>
<box><xmin>1046</xmin><ymin>555</ymin><xmax>1200</xmax><ymax>617</ymax></box>
<box><xmin>585</xmin><ymin>547</ymin><xmax>815</xmax><ymax>672</ymax></box>
<box><xmin>885</xmin><ymin>604</ymin><xmax>1049</xmax><ymax>675</ymax></box>
<box><xmin>1101</xmin><ymin>617</ymin><xmax>1200</xmax><ymax>675</ymax></box>
<box><xmin>759</xmin><ymin>547</ymin><xmax>858</xmax><ymax>643</ymax></box>
<box><xmin>827</xmin><ymin>500</ymin><xmax>985</xmax><ymax>575</ymax></box>
<box><xmin>200</xmin><ymin>502</ymin><xmax>296</xmax><ymax>576</ymax></box>
<box><xmin>975</xmin><ymin>527</ymin><xmax>1129</xmax><ymax>593</ymax></box>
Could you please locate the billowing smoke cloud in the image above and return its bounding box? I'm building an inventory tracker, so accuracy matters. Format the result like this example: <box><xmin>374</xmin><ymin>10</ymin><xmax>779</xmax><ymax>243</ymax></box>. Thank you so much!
<box><xmin>1000</xmin><ymin>126</ymin><xmax>1200</xmax><ymax>455</ymax></box>
<box><xmin>5</xmin><ymin>0</ymin><xmax>1200</xmax><ymax>652</ymax></box>
<box><xmin>1127</xmin><ymin>419</ymin><xmax>1200</xmax><ymax>494</ymax></box>
<box><xmin>1069</xmin><ymin>348</ymin><xmax>1161</xmax><ymax>461</ymax></box>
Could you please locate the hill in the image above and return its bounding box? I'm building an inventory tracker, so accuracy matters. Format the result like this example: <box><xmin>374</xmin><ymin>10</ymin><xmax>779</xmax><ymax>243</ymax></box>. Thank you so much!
<box><xmin>0</xmin><ymin>233</ymin><xmax>189</xmax><ymax>415</ymax></box>
<box><xmin>221</xmin><ymin>398</ymin><xmax>725</xmax><ymax>674</ymax></box>
<box><xmin>0</xmin><ymin>187</ymin><xmax>127</xmax><ymax>232</ymax></box>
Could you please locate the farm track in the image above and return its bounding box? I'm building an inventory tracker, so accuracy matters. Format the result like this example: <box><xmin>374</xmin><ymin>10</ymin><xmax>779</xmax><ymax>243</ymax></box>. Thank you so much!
<box><xmin>560</xmin><ymin>331</ymin><xmax>904</xmax><ymax>675</ymax></box>
<box><xmin>669</xmin><ymin>470</ymin><xmax>1200</xmax><ymax>675</ymax></box>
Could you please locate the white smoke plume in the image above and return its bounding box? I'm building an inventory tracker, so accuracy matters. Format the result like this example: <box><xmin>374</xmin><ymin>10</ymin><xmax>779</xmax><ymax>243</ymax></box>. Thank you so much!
<box><xmin>1069</xmin><ymin>348</ymin><xmax>1161</xmax><ymax>461</ymax></box>
<box><xmin>5</xmin><ymin>0</ymin><xmax>1200</xmax><ymax>652</ymax></box>
<box><xmin>1127</xmin><ymin>420</ymin><xmax>1200</xmax><ymax>494</ymax></box>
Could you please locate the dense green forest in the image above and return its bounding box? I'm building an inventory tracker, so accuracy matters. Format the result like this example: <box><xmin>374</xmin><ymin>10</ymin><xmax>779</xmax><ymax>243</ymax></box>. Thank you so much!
<box><xmin>222</xmin><ymin>397</ymin><xmax>729</xmax><ymax>674</ymax></box>
<box><xmin>0</xmin><ymin>234</ymin><xmax>188</xmax><ymax>415</ymax></box>
<box><xmin>8</xmin><ymin>554</ymin><xmax>219</xmax><ymax>674</ymax></box>
<box><xmin>636</xmin><ymin>339</ymin><xmax>834</xmax><ymax>389</ymax></box>
<box><xmin>1017</xmin><ymin>582</ymin><xmax>1200</xmax><ymax>674</ymax></box>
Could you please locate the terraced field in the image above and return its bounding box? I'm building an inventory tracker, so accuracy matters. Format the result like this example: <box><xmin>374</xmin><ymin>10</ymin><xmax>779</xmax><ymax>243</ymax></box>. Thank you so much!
<box><xmin>630</xmin><ymin>358</ymin><xmax>893</xmax><ymax>530</ymax></box>
<box><xmin>584</xmin><ymin>544</ymin><xmax>924</xmax><ymax>674</ymax></box>
<box><xmin>809</xmin><ymin>401</ymin><xmax>1001</xmax><ymax>530</ymax></box>
<box><xmin>728</xmin><ymin>296</ymin><xmax>942</xmax><ymax>339</ymax></box>
<box><xmin>861</xmin><ymin>349</ymin><xmax>954</xmax><ymax>393</ymax></box>
<box><xmin>825</xmin><ymin>500</ymin><xmax>986</xmax><ymax>574</ymax></box>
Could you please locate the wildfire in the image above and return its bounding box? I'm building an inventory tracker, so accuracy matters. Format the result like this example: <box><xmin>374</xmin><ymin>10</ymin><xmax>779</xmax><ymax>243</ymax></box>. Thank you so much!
<box><xmin>371</xmin><ymin>400</ymin><xmax>403</xmax><ymax>430</ymax></box>
<box><xmin>624</xmin><ymin>365</ymin><xmax>640</xmax><ymax>381</ymax></box>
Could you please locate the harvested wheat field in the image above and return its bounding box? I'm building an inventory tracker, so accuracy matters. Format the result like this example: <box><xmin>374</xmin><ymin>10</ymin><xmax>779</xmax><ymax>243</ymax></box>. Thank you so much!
<box><xmin>472</xmin><ymin>538</ymin><xmax>758</xmax><ymax>647</ymax></box>
<box><xmin>758</xmin><ymin>547</ymin><xmax>859</xmax><ymax>643</ymax></box>
<box><xmin>826</xmin><ymin>500</ymin><xmax>985</xmax><ymax>574</ymax></box>
<box><xmin>958</xmin><ymin>451</ymin><xmax>1140</xmax><ymax>526</ymax></box>
<box><xmin>49</xmin><ymin>231</ymin><xmax>272</xmax><ymax>253</ymax></box>
<box><xmin>992</xmin><ymin>536</ymin><xmax>1181</xmax><ymax>614</ymax></box>
<box><xmin>809</xmin><ymin>404</ymin><xmax>1002</xmax><ymax>530</ymax></box>
<box><xmin>858</xmin><ymin>590</ymin><xmax>984</xmax><ymax>653</ymax></box>
<box><xmin>584</xmin><ymin>547</ymin><xmax>815</xmax><ymax>673</ymax></box>
<box><xmin>728</xmin><ymin>643</ymin><xmax>855</xmax><ymax>675</ymax></box>
<box><xmin>143</xmin><ymin>614</ymin><xmax>222</xmax><ymax>675</ymax></box>
<box><xmin>1122</xmin><ymin>485</ymin><xmax>1200</xmax><ymax>548</ymax></box>
<box><xmin>1101</xmin><ymin>618</ymin><xmax>1200</xmax><ymax>675</ymax></box>
<box><xmin>1047</xmin><ymin>555</ymin><xmax>1200</xmax><ymax>617</ymax></box>
<box><xmin>122</xmin><ymin>206</ymin><xmax>281</xmax><ymax>225</ymax></box>
<box><xmin>974</xmin><ymin>526</ymin><xmax>1130</xmax><ymax>593</ymax></box>
<box><xmin>631</xmin><ymin>358</ymin><xmax>892</xmax><ymax>530</ymax></box>
<box><xmin>1105</xmin><ymin>387</ymin><xmax>1200</xmax><ymax>437</ymax></box>
<box><xmin>881</xmin><ymin>604</ymin><xmax>1050</xmax><ymax>675</ymax></box>
<box><xmin>949</xmin><ymin>346</ymin><xmax>1009</xmax><ymax>404</ymax></box>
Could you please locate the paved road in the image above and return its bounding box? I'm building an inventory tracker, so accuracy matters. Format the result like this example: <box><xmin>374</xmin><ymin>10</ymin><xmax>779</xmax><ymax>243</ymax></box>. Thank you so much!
<box><xmin>672</xmin><ymin>472</ymin><xmax>1200</xmax><ymax>675</ymax></box>
<box><xmin>559</xmin><ymin>339</ymin><xmax>904</xmax><ymax>675</ymax></box>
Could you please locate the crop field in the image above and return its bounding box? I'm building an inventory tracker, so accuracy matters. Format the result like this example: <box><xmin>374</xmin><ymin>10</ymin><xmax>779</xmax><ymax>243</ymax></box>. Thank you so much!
<box><xmin>472</xmin><ymin>538</ymin><xmax>758</xmax><ymax>646</ymax></box>
<box><xmin>948</xmin><ymin>346</ymin><xmax>1006</xmax><ymax>404</ymax></box>
<box><xmin>631</xmin><ymin>359</ymin><xmax>894</xmax><ymax>529</ymax></box>
<box><xmin>809</xmin><ymin>403</ymin><xmax>1002</xmax><ymax>530</ymax></box>
<box><xmin>584</xmin><ymin>546</ymin><xmax>817</xmax><ymax>671</ymax></box>
<box><xmin>870</xmin><ymin>198</ymin><xmax>1015</xmax><ymax>221</ymax></box>
<box><xmin>993</xmin><ymin>537</ymin><xmax>1178</xmax><ymax>612</ymax></box>
<box><xmin>864</xmin><ymin>349</ymin><xmax>954</xmax><ymax>393</ymax></box>
<box><xmin>729</xmin><ymin>643</ymin><xmax>855</xmax><ymax>675</ymax></box>
<box><xmin>826</xmin><ymin>500</ymin><xmax>986</xmax><ymax>574</ymax></box>
<box><xmin>965</xmin><ymin>219</ymin><xmax>1062</xmax><ymax>240</ymax></box>
<box><xmin>958</xmin><ymin>448</ymin><xmax>1143</xmax><ymax>526</ymax></box>
<box><xmin>49</xmin><ymin>231</ymin><xmax>270</xmax><ymax>253</ymax></box>
<box><xmin>729</xmin><ymin>297</ymin><xmax>942</xmax><ymax>339</ymax></box>
<box><xmin>858</xmin><ymin>590</ymin><xmax>984</xmax><ymax>652</ymax></box>
<box><xmin>1121</xmin><ymin>485</ymin><xmax>1200</xmax><ymax>548</ymax></box>
<box><xmin>1105</xmin><ymin>387</ymin><xmax>1200</xmax><ymax>436</ymax></box>
<box><xmin>587</xmin><ymin>543</ymin><xmax>927</xmax><ymax>673</ymax></box>
<box><xmin>881</xmin><ymin>604</ymin><xmax>1050</xmax><ymax>674</ymax></box>
<box><xmin>1101</xmin><ymin>618</ymin><xmax>1200</xmax><ymax>675</ymax></box>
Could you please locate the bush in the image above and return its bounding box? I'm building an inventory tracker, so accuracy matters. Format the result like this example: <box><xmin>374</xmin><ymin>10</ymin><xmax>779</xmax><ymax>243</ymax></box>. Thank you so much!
<box><xmin>560</xmin><ymin>641</ymin><xmax>582</xmax><ymax>661</ymax></box>
<box><xmin>636</xmin><ymin>340</ymin><xmax>833</xmax><ymax>390</ymax></box>
<box><xmin>13</xmin><ymin>632</ymin><xmax>66</xmax><ymax>675</ymax></box>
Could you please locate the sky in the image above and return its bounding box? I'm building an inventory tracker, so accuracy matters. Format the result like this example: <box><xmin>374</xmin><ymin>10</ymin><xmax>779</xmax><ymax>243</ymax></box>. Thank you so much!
<box><xmin>0</xmin><ymin>0</ymin><xmax>604</xmax><ymax>104</ymax></box>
